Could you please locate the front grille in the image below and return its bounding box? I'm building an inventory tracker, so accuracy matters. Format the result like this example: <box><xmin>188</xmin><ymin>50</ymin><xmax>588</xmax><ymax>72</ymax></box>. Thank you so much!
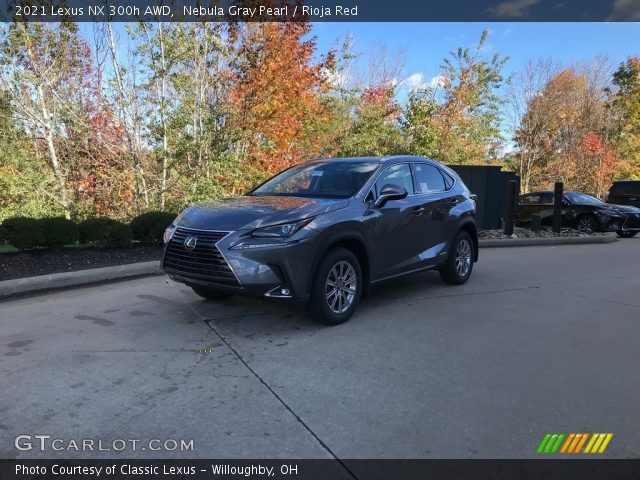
<box><xmin>163</xmin><ymin>227</ymin><xmax>239</xmax><ymax>285</ymax></box>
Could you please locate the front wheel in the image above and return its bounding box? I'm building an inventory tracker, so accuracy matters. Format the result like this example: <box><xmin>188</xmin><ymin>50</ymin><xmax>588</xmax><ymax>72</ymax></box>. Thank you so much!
<box><xmin>577</xmin><ymin>214</ymin><xmax>600</xmax><ymax>233</ymax></box>
<box><xmin>308</xmin><ymin>248</ymin><xmax>362</xmax><ymax>325</ymax></box>
<box><xmin>617</xmin><ymin>230</ymin><xmax>638</xmax><ymax>238</ymax></box>
<box><xmin>191</xmin><ymin>286</ymin><xmax>233</xmax><ymax>301</ymax></box>
<box><xmin>439</xmin><ymin>231</ymin><xmax>474</xmax><ymax>285</ymax></box>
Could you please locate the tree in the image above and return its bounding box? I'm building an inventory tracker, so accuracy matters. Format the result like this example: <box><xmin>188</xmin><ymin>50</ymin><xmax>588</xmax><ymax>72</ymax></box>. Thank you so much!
<box><xmin>338</xmin><ymin>85</ymin><xmax>407</xmax><ymax>157</ymax></box>
<box><xmin>228</xmin><ymin>22</ymin><xmax>333</xmax><ymax>177</ymax></box>
<box><xmin>0</xmin><ymin>22</ymin><xmax>94</xmax><ymax>217</ymax></box>
<box><xmin>403</xmin><ymin>29</ymin><xmax>509</xmax><ymax>164</ymax></box>
<box><xmin>506</xmin><ymin>59</ymin><xmax>560</xmax><ymax>193</ymax></box>
<box><xmin>611</xmin><ymin>57</ymin><xmax>640</xmax><ymax>179</ymax></box>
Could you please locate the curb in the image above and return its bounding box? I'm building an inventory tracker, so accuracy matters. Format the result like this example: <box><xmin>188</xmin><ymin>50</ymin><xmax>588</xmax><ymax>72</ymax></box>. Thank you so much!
<box><xmin>0</xmin><ymin>261</ymin><xmax>162</xmax><ymax>299</ymax></box>
<box><xmin>480</xmin><ymin>233</ymin><xmax>618</xmax><ymax>248</ymax></box>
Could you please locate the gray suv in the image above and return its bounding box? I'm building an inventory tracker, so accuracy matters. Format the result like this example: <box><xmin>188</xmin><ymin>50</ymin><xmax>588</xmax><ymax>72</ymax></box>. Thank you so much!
<box><xmin>162</xmin><ymin>156</ymin><xmax>478</xmax><ymax>325</ymax></box>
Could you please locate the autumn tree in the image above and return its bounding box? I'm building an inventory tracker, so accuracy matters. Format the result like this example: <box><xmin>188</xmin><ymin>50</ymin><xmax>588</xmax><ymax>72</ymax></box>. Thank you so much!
<box><xmin>403</xmin><ymin>29</ymin><xmax>509</xmax><ymax>164</ymax></box>
<box><xmin>611</xmin><ymin>57</ymin><xmax>640</xmax><ymax>179</ymax></box>
<box><xmin>228</xmin><ymin>22</ymin><xmax>333</xmax><ymax>178</ymax></box>
<box><xmin>0</xmin><ymin>22</ymin><xmax>95</xmax><ymax>217</ymax></box>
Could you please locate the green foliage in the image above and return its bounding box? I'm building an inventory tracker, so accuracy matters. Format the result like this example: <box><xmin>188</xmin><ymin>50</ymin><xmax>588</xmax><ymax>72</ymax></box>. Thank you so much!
<box><xmin>78</xmin><ymin>218</ymin><xmax>132</xmax><ymax>248</ymax></box>
<box><xmin>2</xmin><ymin>217</ymin><xmax>44</xmax><ymax>251</ymax></box>
<box><xmin>38</xmin><ymin>217</ymin><xmax>79</xmax><ymax>248</ymax></box>
<box><xmin>402</xmin><ymin>88</ymin><xmax>442</xmax><ymax>159</ymax></box>
<box><xmin>403</xmin><ymin>29</ymin><xmax>509</xmax><ymax>164</ymax></box>
<box><xmin>612</xmin><ymin>57</ymin><xmax>640</xmax><ymax>178</ymax></box>
<box><xmin>130</xmin><ymin>211</ymin><xmax>176</xmax><ymax>245</ymax></box>
<box><xmin>0</xmin><ymin>224</ymin><xmax>6</xmax><ymax>244</ymax></box>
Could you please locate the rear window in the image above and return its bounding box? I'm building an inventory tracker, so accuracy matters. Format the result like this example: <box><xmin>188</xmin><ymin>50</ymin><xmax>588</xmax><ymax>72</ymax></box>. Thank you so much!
<box><xmin>610</xmin><ymin>181</ymin><xmax>640</xmax><ymax>195</ymax></box>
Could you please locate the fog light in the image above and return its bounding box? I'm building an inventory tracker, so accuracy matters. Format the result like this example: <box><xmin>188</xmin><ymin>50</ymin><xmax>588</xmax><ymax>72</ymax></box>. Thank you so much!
<box><xmin>281</xmin><ymin>288</ymin><xmax>290</xmax><ymax>296</ymax></box>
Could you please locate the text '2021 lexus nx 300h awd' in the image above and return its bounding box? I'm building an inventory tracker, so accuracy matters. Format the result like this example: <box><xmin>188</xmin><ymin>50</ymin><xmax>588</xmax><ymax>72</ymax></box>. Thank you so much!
<box><xmin>162</xmin><ymin>156</ymin><xmax>479</xmax><ymax>325</ymax></box>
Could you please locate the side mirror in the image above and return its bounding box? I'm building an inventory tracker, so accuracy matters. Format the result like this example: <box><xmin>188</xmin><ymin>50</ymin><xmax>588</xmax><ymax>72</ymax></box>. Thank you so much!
<box><xmin>374</xmin><ymin>184</ymin><xmax>408</xmax><ymax>208</ymax></box>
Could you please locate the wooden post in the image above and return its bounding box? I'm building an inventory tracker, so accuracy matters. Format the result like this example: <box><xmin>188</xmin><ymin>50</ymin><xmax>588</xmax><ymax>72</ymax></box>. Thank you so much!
<box><xmin>553</xmin><ymin>181</ymin><xmax>564</xmax><ymax>235</ymax></box>
<box><xmin>504</xmin><ymin>180</ymin><xmax>517</xmax><ymax>236</ymax></box>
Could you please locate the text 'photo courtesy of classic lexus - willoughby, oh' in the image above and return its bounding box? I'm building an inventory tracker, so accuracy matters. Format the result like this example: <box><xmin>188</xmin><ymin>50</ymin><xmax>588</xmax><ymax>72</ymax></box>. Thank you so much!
<box><xmin>161</xmin><ymin>156</ymin><xmax>478</xmax><ymax>325</ymax></box>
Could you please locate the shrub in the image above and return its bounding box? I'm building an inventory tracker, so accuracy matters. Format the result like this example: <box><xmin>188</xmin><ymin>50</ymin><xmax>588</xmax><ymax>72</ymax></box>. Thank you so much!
<box><xmin>130</xmin><ymin>211</ymin><xmax>176</xmax><ymax>245</ymax></box>
<box><xmin>0</xmin><ymin>224</ymin><xmax>7</xmax><ymax>244</ymax></box>
<box><xmin>2</xmin><ymin>217</ymin><xmax>44</xmax><ymax>250</ymax></box>
<box><xmin>78</xmin><ymin>218</ymin><xmax>132</xmax><ymax>248</ymax></box>
<box><xmin>38</xmin><ymin>217</ymin><xmax>79</xmax><ymax>248</ymax></box>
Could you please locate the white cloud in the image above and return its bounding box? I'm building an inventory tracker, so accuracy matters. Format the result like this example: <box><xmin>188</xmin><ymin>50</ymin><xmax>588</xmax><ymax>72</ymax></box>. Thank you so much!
<box><xmin>404</xmin><ymin>73</ymin><xmax>425</xmax><ymax>90</ymax></box>
<box><xmin>608</xmin><ymin>0</ymin><xmax>640</xmax><ymax>20</ymax></box>
<box><xmin>488</xmin><ymin>0</ymin><xmax>539</xmax><ymax>18</ymax></box>
<box><xmin>429</xmin><ymin>75</ymin><xmax>445</xmax><ymax>88</ymax></box>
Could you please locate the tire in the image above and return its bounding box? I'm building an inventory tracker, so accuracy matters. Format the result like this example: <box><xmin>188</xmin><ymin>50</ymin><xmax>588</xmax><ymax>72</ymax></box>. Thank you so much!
<box><xmin>191</xmin><ymin>286</ymin><xmax>233</xmax><ymax>301</ymax></box>
<box><xmin>617</xmin><ymin>230</ymin><xmax>638</xmax><ymax>238</ymax></box>
<box><xmin>439</xmin><ymin>231</ymin><xmax>474</xmax><ymax>285</ymax></box>
<box><xmin>576</xmin><ymin>214</ymin><xmax>600</xmax><ymax>233</ymax></box>
<box><xmin>308</xmin><ymin>247</ymin><xmax>362</xmax><ymax>326</ymax></box>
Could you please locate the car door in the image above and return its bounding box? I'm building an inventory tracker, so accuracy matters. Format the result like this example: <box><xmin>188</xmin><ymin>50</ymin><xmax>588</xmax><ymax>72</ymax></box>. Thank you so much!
<box><xmin>517</xmin><ymin>193</ymin><xmax>542</xmax><ymax>224</ymax></box>
<box><xmin>410</xmin><ymin>162</ymin><xmax>453</xmax><ymax>267</ymax></box>
<box><xmin>367</xmin><ymin>163</ymin><xmax>426</xmax><ymax>279</ymax></box>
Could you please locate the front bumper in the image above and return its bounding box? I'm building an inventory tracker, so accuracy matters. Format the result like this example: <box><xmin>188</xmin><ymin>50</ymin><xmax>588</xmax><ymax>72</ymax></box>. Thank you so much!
<box><xmin>162</xmin><ymin>226</ymin><xmax>319</xmax><ymax>302</ymax></box>
<box><xmin>600</xmin><ymin>212</ymin><xmax>640</xmax><ymax>232</ymax></box>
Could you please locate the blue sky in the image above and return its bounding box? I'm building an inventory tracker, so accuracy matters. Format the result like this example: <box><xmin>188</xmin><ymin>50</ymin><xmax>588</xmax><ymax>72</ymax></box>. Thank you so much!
<box><xmin>312</xmin><ymin>22</ymin><xmax>640</xmax><ymax>100</ymax></box>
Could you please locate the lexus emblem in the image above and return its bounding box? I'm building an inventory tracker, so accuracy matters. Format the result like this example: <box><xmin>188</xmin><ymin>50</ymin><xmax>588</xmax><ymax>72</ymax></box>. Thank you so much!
<box><xmin>183</xmin><ymin>236</ymin><xmax>197</xmax><ymax>251</ymax></box>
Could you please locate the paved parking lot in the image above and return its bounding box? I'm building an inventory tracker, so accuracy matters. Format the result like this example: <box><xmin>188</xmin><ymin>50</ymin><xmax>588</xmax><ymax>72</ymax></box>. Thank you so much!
<box><xmin>1</xmin><ymin>238</ymin><xmax>639</xmax><ymax>459</ymax></box>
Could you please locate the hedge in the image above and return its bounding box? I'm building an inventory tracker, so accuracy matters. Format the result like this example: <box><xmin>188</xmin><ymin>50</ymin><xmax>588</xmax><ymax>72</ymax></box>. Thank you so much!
<box><xmin>78</xmin><ymin>218</ymin><xmax>132</xmax><ymax>248</ymax></box>
<box><xmin>130</xmin><ymin>211</ymin><xmax>176</xmax><ymax>245</ymax></box>
<box><xmin>38</xmin><ymin>217</ymin><xmax>80</xmax><ymax>248</ymax></box>
<box><xmin>0</xmin><ymin>212</ymin><xmax>178</xmax><ymax>250</ymax></box>
<box><xmin>2</xmin><ymin>217</ymin><xmax>44</xmax><ymax>251</ymax></box>
<box><xmin>1</xmin><ymin>216</ymin><xmax>80</xmax><ymax>250</ymax></box>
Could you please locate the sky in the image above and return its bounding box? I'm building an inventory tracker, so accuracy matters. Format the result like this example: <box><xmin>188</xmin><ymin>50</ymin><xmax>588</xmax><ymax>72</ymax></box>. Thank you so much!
<box><xmin>311</xmin><ymin>22</ymin><xmax>640</xmax><ymax>101</ymax></box>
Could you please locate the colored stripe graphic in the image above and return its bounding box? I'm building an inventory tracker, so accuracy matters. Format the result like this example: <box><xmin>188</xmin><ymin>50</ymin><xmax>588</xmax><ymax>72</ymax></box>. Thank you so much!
<box><xmin>539</xmin><ymin>433</ymin><xmax>614</xmax><ymax>454</ymax></box>
<box><xmin>585</xmin><ymin>433</ymin><xmax>614</xmax><ymax>454</ymax></box>
<box><xmin>537</xmin><ymin>434</ymin><xmax>552</xmax><ymax>454</ymax></box>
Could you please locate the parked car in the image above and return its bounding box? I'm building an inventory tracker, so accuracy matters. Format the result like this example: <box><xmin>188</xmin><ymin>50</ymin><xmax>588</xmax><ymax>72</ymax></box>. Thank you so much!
<box><xmin>606</xmin><ymin>180</ymin><xmax>640</xmax><ymax>208</ymax></box>
<box><xmin>162</xmin><ymin>156</ymin><xmax>479</xmax><ymax>325</ymax></box>
<box><xmin>516</xmin><ymin>190</ymin><xmax>640</xmax><ymax>238</ymax></box>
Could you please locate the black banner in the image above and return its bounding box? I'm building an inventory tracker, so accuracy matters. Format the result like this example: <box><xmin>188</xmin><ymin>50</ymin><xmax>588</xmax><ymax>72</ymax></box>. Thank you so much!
<box><xmin>0</xmin><ymin>0</ymin><xmax>638</xmax><ymax>22</ymax></box>
<box><xmin>1</xmin><ymin>459</ymin><xmax>640</xmax><ymax>480</ymax></box>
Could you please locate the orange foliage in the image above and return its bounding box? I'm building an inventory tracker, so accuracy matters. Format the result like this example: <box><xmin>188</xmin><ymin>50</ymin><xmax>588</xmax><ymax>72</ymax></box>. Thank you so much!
<box><xmin>229</xmin><ymin>22</ymin><xmax>334</xmax><ymax>176</ymax></box>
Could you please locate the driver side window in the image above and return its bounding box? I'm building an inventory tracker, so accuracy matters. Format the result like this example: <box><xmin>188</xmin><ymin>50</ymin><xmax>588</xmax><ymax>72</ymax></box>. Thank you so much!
<box><xmin>374</xmin><ymin>164</ymin><xmax>414</xmax><ymax>198</ymax></box>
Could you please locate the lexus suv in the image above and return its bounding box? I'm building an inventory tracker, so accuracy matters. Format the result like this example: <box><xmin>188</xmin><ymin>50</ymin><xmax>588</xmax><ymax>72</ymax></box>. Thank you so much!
<box><xmin>517</xmin><ymin>190</ymin><xmax>640</xmax><ymax>237</ymax></box>
<box><xmin>162</xmin><ymin>156</ymin><xmax>478</xmax><ymax>325</ymax></box>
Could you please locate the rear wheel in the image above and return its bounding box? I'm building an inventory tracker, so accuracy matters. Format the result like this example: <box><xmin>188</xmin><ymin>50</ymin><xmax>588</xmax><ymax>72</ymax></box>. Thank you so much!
<box><xmin>577</xmin><ymin>214</ymin><xmax>600</xmax><ymax>233</ymax></box>
<box><xmin>439</xmin><ymin>231</ymin><xmax>474</xmax><ymax>285</ymax></box>
<box><xmin>308</xmin><ymin>248</ymin><xmax>362</xmax><ymax>325</ymax></box>
<box><xmin>191</xmin><ymin>286</ymin><xmax>233</xmax><ymax>301</ymax></box>
<box><xmin>617</xmin><ymin>230</ymin><xmax>638</xmax><ymax>238</ymax></box>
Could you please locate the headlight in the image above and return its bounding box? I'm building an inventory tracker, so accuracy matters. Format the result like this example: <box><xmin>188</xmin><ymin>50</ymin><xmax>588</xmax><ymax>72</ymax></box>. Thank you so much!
<box><xmin>251</xmin><ymin>218</ymin><xmax>314</xmax><ymax>238</ymax></box>
<box><xmin>230</xmin><ymin>218</ymin><xmax>315</xmax><ymax>250</ymax></box>
<box><xmin>163</xmin><ymin>224</ymin><xmax>177</xmax><ymax>243</ymax></box>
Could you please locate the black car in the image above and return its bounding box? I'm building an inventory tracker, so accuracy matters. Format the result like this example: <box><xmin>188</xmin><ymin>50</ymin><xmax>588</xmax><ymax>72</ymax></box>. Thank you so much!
<box><xmin>516</xmin><ymin>190</ymin><xmax>640</xmax><ymax>238</ymax></box>
<box><xmin>162</xmin><ymin>156</ymin><xmax>479</xmax><ymax>325</ymax></box>
<box><xmin>607</xmin><ymin>180</ymin><xmax>640</xmax><ymax>208</ymax></box>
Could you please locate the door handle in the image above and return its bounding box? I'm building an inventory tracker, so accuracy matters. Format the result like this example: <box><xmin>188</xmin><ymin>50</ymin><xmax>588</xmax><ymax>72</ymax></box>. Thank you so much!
<box><xmin>412</xmin><ymin>206</ymin><xmax>426</xmax><ymax>216</ymax></box>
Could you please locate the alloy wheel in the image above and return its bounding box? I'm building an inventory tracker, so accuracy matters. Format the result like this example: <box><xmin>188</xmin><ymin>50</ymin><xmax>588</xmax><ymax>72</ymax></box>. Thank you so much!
<box><xmin>325</xmin><ymin>261</ymin><xmax>357</xmax><ymax>314</ymax></box>
<box><xmin>455</xmin><ymin>239</ymin><xmax>472</xmax><ymax>277</ymax></box>
<box><xmin>577</xmin><ymin>216</ymin><xmax>596</xmax><ymax>233</ymax></box>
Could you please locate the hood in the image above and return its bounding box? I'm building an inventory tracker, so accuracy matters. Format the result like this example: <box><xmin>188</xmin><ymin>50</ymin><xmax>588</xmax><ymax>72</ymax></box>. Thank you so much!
<box><xmin>176</xmin><ymin>195</ymin><xmax>349</xmax><ymax>231</ymax></box>
<box><xmin>599</xmin><ymin>203</ymin><xmax>640</xmax><ymax>214</ymax></box>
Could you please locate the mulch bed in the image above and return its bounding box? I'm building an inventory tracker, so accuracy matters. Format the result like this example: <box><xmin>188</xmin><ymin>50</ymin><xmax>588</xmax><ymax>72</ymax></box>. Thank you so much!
<box><xmin>0</xmin><ymin>245</ymin><xmax>163</xmax><ymax>281</ymax></box>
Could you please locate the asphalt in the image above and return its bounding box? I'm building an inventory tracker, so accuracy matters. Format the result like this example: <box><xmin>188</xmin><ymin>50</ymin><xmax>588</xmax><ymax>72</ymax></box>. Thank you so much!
<box><xmin>1</xmin><ymin>237</ymin><xmax>639</xmax><ymax>460</ymax></box>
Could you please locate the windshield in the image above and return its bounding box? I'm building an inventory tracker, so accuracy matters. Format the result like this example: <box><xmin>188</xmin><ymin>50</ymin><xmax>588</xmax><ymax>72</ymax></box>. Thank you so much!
<box><xmin>249</xmin><ymin>161</ymin><xmax>379</xmax><ymax>199</ymax></box>
<box><xmin>564</xmin><ymin>192</ymin><xmax>604</xmax><ymax>205</ymax></box>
